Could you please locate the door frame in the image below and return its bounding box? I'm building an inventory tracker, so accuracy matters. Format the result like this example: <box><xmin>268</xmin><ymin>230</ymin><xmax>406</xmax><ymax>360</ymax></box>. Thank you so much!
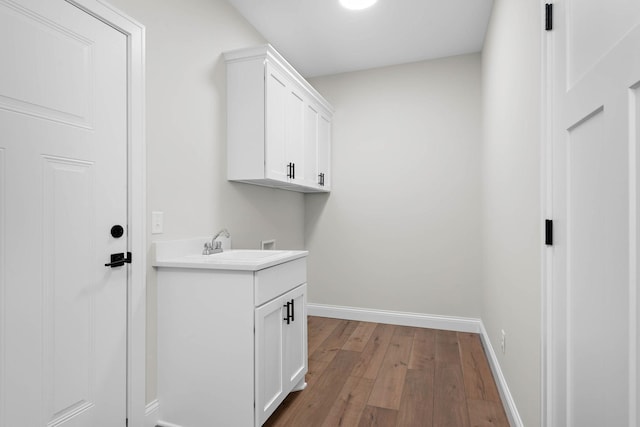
<box><xmin>65</xmin><ymin>0</ymin><xmax>146</xmax><ymax>425</ymax></box>
<box><xmin>540</xmin><ymin>0</ymin><xmax>553</xmax><ymax>424</ymax></box>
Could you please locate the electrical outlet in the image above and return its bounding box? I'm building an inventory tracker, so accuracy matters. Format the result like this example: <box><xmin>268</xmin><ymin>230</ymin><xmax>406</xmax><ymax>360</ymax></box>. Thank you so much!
<box><xmin>500</xmin><ymin>329</ymin><xmax>506</xmax><ymax>354</ymax></box>
<box><xmin>261</xmin><ymin>239</ymin><xmax>276</xmax><ymax>250</ymax></box>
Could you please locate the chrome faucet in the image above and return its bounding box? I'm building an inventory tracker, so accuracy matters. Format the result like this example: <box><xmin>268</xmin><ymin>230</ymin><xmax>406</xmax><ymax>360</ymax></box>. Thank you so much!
<box><xmin>203</xmin><ymin>228</ymin><xmax>230</xmax><ymax>255</ymax></box>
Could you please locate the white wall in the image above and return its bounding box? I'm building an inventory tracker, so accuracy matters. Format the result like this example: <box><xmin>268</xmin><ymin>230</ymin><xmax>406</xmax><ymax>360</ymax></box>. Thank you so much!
<box><xmin>481</xmin><ymin>0</ymin><xmax>542</xmax><ymax>425</ymax></box>
<box><xmin>306</xmin><ymin>54</ymin><xmax>483</xmax><ymax>318</ymax></box>
<box><xmin>106</xmin><ymin>1</ymin><xmax>542</xmax><ymax>420</ymax></box>
<box><xmin>106</xmin><ymin>0</ymin><xmax>306</xmax><ymax>404</ymax></box>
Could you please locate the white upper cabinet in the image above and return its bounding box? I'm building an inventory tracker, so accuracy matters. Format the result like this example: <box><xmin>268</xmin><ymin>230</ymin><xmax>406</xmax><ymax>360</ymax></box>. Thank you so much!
<box><xmin>225</xmin><ymin>45</ymin><xmax>333</xmax><ymax>193</ymax></box>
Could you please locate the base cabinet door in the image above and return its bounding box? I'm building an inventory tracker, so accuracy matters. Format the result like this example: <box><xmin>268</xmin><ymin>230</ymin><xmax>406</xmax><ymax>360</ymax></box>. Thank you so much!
<box><xmin>255</xmin><ymin>295</ymin><xmax>286</xmax><ymax>426</ymax></box>
<box><xmin>255</xmin><ymin>284</ymin><xmax>308</xmax><ymax>426</ymax></box>
<box><xmin>283</xmin><ymin>285</ymin><xmax>307</xmax><ymax>391</ymax></box>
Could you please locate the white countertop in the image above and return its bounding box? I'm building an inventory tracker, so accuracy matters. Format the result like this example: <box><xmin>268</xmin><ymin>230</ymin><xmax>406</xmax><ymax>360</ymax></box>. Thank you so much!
<box><xmin>152</xmin><ymin>238</ymin><xmax>308</xmax><ymax>271</ymax></box>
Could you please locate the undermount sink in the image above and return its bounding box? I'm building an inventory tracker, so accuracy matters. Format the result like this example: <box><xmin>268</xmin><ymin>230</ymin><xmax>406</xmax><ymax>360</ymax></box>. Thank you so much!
<box><xmin>185</xmin><ymin>250</ymin><xmax>292</xmax><ymax>261</ymax></box>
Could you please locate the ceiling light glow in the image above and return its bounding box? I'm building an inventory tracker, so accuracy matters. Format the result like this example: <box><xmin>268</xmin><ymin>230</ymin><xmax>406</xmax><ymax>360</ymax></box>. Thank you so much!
<box><xmin>339</xmin><ymin>0</ymin><xmax>377</xmax><ymax>11</ymax></box>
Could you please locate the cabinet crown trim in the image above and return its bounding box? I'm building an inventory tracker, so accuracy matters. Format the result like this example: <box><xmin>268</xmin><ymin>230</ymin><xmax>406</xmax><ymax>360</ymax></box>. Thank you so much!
<box><xmin>224</xmin><ymin>44</ymin><xmax>334</xmax><ymax>115</ymax></box>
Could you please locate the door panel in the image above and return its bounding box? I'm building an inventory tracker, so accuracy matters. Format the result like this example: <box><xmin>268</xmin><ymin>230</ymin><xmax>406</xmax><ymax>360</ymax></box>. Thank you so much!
<box><xmin>0</xmin><ymin>0</ymin><xmax>93</xmax><ymax>127</ymax></box>
<box><xmin>43</xmin><ymin>157</ymin><xmax>96</xmax><ymax>422</ymax></box>
<box><xmin>0</xmin><ymin>0</ymin><xmax>128</xmax><ymax>425</ymax></box>
<box><xmin>568</xmin><ymin>0</ymin><xmax>640</xmax><ymax>86</ymax></box>
<box><xmin>565</xmin><ymin>108</ymin><xmax>628</xmax><ymax>427</ymax></box>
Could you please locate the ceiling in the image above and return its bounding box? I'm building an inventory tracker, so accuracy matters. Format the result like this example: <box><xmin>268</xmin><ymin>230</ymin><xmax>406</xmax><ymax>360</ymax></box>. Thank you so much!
<box><xmin>225</xmin><ymin>0</ymin><xmax>494</xmax><ymax>78</ymax></box>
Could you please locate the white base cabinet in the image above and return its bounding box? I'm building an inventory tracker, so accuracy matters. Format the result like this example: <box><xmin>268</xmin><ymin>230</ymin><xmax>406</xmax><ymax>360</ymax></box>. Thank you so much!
<box><xmin>156</xmin><ymin>257</ymin><xmax>308</xmax><ymax>427</ymax></box>
<box><xmin>225</xmin><ymin>44</ymin><xmax>333</xmax><ymax>193</ymax></box>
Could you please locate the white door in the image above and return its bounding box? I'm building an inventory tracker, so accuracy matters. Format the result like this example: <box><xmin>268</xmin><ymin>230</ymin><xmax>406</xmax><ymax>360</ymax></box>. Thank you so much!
<box><xmin>0</xmin><ymin>0</ymin><xmax>128</xmax><ymax>425</ymax></box>
<box><xmin>548</xmin><ymin>1</ymin><xmax>640</xmax><ymax>426</ymax></box>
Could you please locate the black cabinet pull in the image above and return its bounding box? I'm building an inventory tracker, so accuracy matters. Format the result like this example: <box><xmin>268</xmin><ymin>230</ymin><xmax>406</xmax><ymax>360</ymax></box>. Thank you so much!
<box><xmin>282</xmin><ymin>299</ymin><xmax>295</xmax><ymax>324</ymax></box>
<box><xmin>283</xmin><ymin>301</ymin><xmax>291</xmax><ymax>324</ymax></box>
<box><xmin>286</xmin><ymin>162</ymin><xmax>296</xmax><ymax>179</ymax></box>
<box><xmin>318</xmin><ymin>173</ymin><xmax>324</xmax><ymax>186</ymax></box>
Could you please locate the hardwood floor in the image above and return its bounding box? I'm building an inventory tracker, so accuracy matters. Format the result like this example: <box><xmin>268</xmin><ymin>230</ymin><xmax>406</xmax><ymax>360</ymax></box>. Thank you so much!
<box><xmin>265</xmin><ymin>316</ymin><xmax>509</xmax><ymax>427</ymax></box>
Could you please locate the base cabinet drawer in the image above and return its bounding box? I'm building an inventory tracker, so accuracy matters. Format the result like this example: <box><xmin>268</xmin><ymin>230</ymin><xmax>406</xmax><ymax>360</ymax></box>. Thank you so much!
<box><xmin>255</xmin><ymin>258</ymin><xmax>306</xmax><ymax>306</ymax></box>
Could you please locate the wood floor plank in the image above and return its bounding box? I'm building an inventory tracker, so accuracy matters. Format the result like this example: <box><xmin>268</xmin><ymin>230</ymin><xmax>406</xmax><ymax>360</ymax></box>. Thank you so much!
<box><xmin>343</xmin><ymin>321</ymin><xmax>378</xmax><ymax>352</ymax></box>
<box><xmin>396</xmin><ymin>368</ymin><xmax>435</xmax><ymax>427</ymax></box>
<box><xmin>433</xmin><ymin>362</ymin><xmax>469</xmax><ymax>427</ymax></box>
<box><xmin>467</xmin><ymin>399</ymin><xmax>509</xmax><ymax>427</ymax></box>
<box><xmin>432</xmin><ymin>397</ymin><xmax>470</xmax><ymax>427</ymax></box>
<box><xmin>394</xmin><ymin>325</ymin><xmax>418</xmax><ymax>338</ymax></box>
<box><xmin>278</xmin><ymin>350</ymin><xmax>361</xmax><ymax>427</ymax></box>
<box><xmin>434</xmin><ymin>363</ymin><xmax>466</xmax><ymax>402</ymax></box>
<box><xmin>308</xmin><ymin>316</ymin><xmax>342</xmax><ymax>355</ymax></box>
<box><xmin>357</xmin><ymin>405</ymin><xmax>398</xmax><ymax>427</ymax></box>
<box><xmin>351</xmin><ymin>323</ymin><xmax>396</xmax><ymax>380</ymax></box>
<box><xmin>408</xmin><ymin>328</ymin><xmax>436</xmax><ymax>371</ymax></box>
<box><xmin>436</xmin><ymin>330</ymin><xmax>461</xmax><ymax>365</ymax></box>
<box><xmin>321</xmin><ymin>376</ymin><xmax>375</xmax><ymax>427</ymax></box>
<box><xmin>310</xmin><ymin>319</ymin><xmax>359</xmax><ymax>364</ymax></box>
<box><xmin>457</xmin><ymin>333</ymin><xmax>501</xmax><ymax>402</ymax></box>
<box><xmin>367</xmin><ymin>332</ymin><xmax>413</xmax><ymax>410</ymax></box>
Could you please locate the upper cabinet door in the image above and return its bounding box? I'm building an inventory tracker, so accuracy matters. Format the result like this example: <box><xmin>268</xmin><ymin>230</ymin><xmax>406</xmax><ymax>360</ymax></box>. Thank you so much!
<box><xmin>304</xmin><ymin>103</ymin><xmax>320</xmax><ymax>187</ymax></box>
<box><xmin>317</xmin><ymin>114</ymin><xmax>331</xmax><ymax>190</ymax></box>
<box><xmin>285</xmin><ymin>84</ymin><xmax>305</xmax><ymax>184</ymax></box>
<box><xmin>265</xmin><ymin>64</ymin><xmax>288</xmax><ymax>182</ymax></box>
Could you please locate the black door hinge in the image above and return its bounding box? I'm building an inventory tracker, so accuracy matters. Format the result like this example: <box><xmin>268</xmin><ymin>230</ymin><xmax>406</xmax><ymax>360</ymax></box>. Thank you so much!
<box><xmin>545</xmin><ymin>219</ymin><xmax>553</xmax><ymax>246</ymax></box>
<box><xmin>545</xmin><ymin>3</ymin><xmax>553</xmax><ymax>31</ymax></box>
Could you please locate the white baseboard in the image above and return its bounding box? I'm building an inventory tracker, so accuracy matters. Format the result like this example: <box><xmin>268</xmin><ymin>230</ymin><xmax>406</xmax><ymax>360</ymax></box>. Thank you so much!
<box><xmin>307</xmin><ymin>303</ymin><xmax>482</xmax><ymax>333</ymax></box>
<box><xmin>144</xmin><ymin>399</ymin><xmax>159</xmax><ymax>427</ymax></box>
<box><xmin>478</xmin><ymin>322</ymin><xmax>524</xmax><ymax>427</ymax></box>
<box><xmin>147</xmin><ymin>401</ymin><xmax>185</xmax><ymax>427</ymax></box>
<box><xmin>307</xmin><ymin>303</ymin><xmax>522</xmax><ymax>426</ymax></box>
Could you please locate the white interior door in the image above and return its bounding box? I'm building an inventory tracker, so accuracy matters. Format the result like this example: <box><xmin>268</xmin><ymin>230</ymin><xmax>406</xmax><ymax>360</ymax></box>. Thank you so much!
<box><xmin>549</xmin><ymin>1</ymin><xmax>640</xmax><ymax>426</ymax></box>
<box><xmin>0</xmin><ymin>0</ymin><xmax>128</xmax><ymax>425</ymax></box>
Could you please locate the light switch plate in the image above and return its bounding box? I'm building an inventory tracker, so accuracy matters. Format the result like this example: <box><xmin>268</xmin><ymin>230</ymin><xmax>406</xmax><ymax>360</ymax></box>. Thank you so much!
<box><xmin>151</xmin><ymin>211</ymin><xmax>163</xmax><ymax>234</ymax></box>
